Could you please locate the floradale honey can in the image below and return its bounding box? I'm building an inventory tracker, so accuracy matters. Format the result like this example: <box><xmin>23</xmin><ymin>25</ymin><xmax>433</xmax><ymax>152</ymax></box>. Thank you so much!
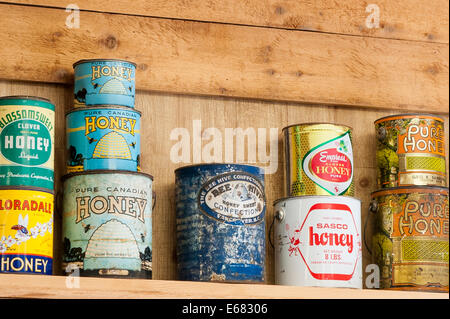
<box><xmin>370</xmin><ymin>186</ymin><xmax>449</xmax><ymax>292</ymax></box>
<box><xmin>374</xmin><ymin>114</ymin><xmax>446</xmax><ymax>188</ymax></box>
<box><xmin>283</xmin><ymin>123</ymin><xmax>354</xmax><ymax>197</ymax></box>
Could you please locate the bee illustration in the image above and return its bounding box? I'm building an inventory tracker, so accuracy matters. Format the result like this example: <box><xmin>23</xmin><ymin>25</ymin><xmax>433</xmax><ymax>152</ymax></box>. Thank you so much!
<box><xmin>129</xmin><ymin>141</ymin><xmax>136</xmax><ymax>148</ymax></box>
<box><xmin>339</xmin><ymin>140</ymin><xmax>348</xmax><ymax>153</ymax></box>
<box><xmin>87</xmin><ymin>136</ymin><xmax>98</xmax><ymax>144</ymax></box>
<box><xmin>81</xmin><ymin>222</ymin><xmax>95</xmax><ymax>233</ymax></box>
<box><xmin>140</xmin><ymin>233</ymin><xmax>146</xmax><ymax>242</ymax></box>
<box><xmin>93</xmin><ymin>83</ymin><xmax>99</xmax><ymax>89</ymax></box>
<box><xmin>11</xmin><ymin>214</ymin><xmax>29</xmax><ymax>237</ymax></box>
<box><xmin>129</xmin><ymin>86</ymin><xmax>132</xmax><ymax>92</ymax></box>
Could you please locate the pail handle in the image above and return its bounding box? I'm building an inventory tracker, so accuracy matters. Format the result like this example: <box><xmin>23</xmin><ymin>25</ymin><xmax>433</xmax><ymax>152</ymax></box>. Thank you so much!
<box><xmin>364</xmin><ymin>199</ymin><xmax>378</xmax><ymax>256</ymax></box>
<box><xmin>152</xmin><ymin>191</ymin><xmax>156</xmax><ymax>210</ymax></box>
<box><xmin>268</xmin><ymin>208</ymin><xmax>285</xmax><ymax>249</ymax></box>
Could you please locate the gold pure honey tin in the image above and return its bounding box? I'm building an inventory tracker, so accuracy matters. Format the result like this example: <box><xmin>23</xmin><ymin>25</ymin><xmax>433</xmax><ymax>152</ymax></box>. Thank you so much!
<box><xmin>374</xmin><ymin>114</ymin><xmax>447</xmax><ymax>188</ymax></box>
<box><xmin>283</xmin><ymin>123</ymin><xmax>354</xmax><ymax>197</ymax></box>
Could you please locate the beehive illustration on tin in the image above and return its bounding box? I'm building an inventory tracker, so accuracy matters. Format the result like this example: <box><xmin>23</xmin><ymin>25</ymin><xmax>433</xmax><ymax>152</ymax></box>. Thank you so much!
<box><xmin>66</xmin><ymin>106</ymin><xmax>141</xmax><ymax>172</ymax></box>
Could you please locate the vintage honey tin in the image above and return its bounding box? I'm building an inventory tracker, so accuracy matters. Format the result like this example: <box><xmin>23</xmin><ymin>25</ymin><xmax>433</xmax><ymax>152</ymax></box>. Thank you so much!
<box><xmin>0</xmin><ymin>96</ymin><xmax>55</xmax><ymax>191</ymax></box>
<box><xmin>375</xmin><ymin>114</ymin><xmax>446</xmax><ymax>188</ymax></box>
<box><xmin>274</xmin><ymin>196</ymin><xmax>362</xmax><ymax>288</ymax></box>
<box><xmin>0</xmin><ymin>187</ymin><xmax>54</xmax><ymax>275</ymax></box>
<box><xmin>73</xmin><ymin>59</ymin><xmax>136</xmax><ymax>108</ymax></box>
<box><xmin>370</xmin><ymin>186</ymin><xmax>449</xmax><ymax>292</ymax></box>
<box><xmin>175</xmin><ymin>163</ymin><xmax>266</xmax><ymax>283</ymax></box>
<box><xmin>66</xmin><ymin>106</ymin><xmax>141</xmax><ymax>173</ymax></box>
<box><xmin>61</xmin><ymin>171</ymin><xmax>153</xmax><ymax>278</ymax></box>
<box><xmin>283</xmin><ymin>123</ymin><xmax>354</xmax><ymax>197</ymax></box>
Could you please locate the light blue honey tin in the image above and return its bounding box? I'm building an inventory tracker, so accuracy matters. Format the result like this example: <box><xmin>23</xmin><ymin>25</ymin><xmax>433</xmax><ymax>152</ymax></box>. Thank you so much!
<box><xmin>62</xmin><ymin>170</ymin><xmax>153</xmax><ymax>278</ymax></box>
<box><xmin>66</xmin><ymin>106</ymin><xmax>141</xmax><ymax>173</ymax></box>
<box><xmin>73</xmin><ymin>59</ymin><xmax>136</xmax><ymax>108</ymax></box>
<box><xmin>175</xmin><ymin>163</ymin><xmax>266</xmax><ymax>283</ymax></box>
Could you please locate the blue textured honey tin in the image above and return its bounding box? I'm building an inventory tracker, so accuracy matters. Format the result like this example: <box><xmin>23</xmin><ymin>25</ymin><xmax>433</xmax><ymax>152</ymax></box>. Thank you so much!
<box><xmin>66</xmin><ymin>106</ymin><xmax>141</xmax><ymax>173</ymax></box>
<box><xmin>175</xmin><ymin>163</ymin><xmax>266</xmax><ymax>283</ymax></box>
<box><xmin>73</xmin><ymin>59</ymin><xmax>136</xmax><ymax>108</ymax></box>
<box><xmin>62</xmin><ymin>170</ymin><xmax>153</xmax><ymax>278</ymax></box>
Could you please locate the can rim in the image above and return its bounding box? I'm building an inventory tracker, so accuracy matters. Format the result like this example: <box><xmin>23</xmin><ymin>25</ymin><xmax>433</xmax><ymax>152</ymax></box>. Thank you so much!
<box><xmin>73</xmin><ymin>59</ymin><xmax>137</xmax><ymax>68</ymax></box>
<box><xmin>374</xmin><ymin>113</ymin><xmax>445</xmax><ymax>124</ymax></box>
<box><xmin>273</xmin><ymin>195</ymin><xmax>361</xmax><ymax>206</ymax></box>
<box><xmin>65</xmin><ymin>105</ymin><xmax>141</xmax><ymax>116</ymax></box>
<box><xmin>0</xmin><ymin>95</ymin><xmax>52</xmax><ymax>103</ymax></box>
<box><xmin>0</xmin><ymin>185</ymin><xmax>55</xmax><ymax>195</ymax></box>
<box><xmin>61</xmin><ymin>170</ymin><xmax>153</xmax><ymax>182</ymax></box>
<box><xmin>174</xmin><ymin>162</ymin><xmax>264</xmax><ymax>173</ymax></box>
<box><xmin>282</xmin><ymin>122</ymin><xmax>353</xmax><ymax>131</ymax></box>
<box><xmin>371</xmin><ymin>185</ymin><xmax>449</xmax><ymax>197</ymax></box>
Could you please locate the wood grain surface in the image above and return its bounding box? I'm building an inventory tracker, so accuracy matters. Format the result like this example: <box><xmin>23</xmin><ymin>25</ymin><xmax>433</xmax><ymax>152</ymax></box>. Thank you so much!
<box><xmin>2</xmin><ymin>0</ymin><xmax>448</xmax><ymax>43</ymax></box>
<box><xmin>0</xmin><ymin>4</ymin><xmax>448</xmax><ymax>113</ymax></box>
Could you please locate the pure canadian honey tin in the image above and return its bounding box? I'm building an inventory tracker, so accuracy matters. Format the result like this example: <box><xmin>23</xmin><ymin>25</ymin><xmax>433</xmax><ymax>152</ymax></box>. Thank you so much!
<box><xmin>73</xmin><ymin>59</ymin><xmax>136</xmax><ymax>108</ymax></box>
<box><xmin>283</xmin><ymin>123</ymin><xmax>354</xmax><ymax>197</ymax></box>
<box><xmin>370</xmin><ymin>186</ymin><xmax>449</xmax><ymax>292</ymax></box>
<box><xmin>0</xmin><ymin>96</ymin><xmax>55</xmax><ymax>191</ymax></box>
<box><xmin>62</xmin><ymin>171</ymin><xmax>153</xmax><ymax>278</ymax></box>
<box><xmin>175</xmin><ymin>164</ymin><xmax>266</xmax><ymax>283</ymax></box>
<box><xmin>375</xmin><ymin>114</ymin><xmax>446</xmax><ymax>188</ymax></box>
<box><xmin>0</xmin><ymin>187</ymin><xmax>54</xmax><ymax>275</ymax></box>
<box><xmin>274</xmin><ymin>196</ymin><xmax>362</xmax><ymax>288</ymax></box>
<box><xmin>66</xmin><ymin>106</ymin><xmax>141</xmax><ymax>173</ymax></box>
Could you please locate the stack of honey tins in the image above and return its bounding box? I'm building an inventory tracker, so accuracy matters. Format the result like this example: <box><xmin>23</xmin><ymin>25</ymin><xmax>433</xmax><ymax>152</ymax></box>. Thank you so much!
<box><xmin>62</xmin><ymin>59</ymin><xmax>154</xmax><ymax>279</ymax></box>
<box><xmin>370</xmin><ymin>114</ymin><xmax>449</xmax><ymax>292</ymax></box>
<box><xmin>273</xmin><ymin>123</ymin><xmax>362</xmax><ymax>288</ymax></box>
<box><xmin>0</xmin><ymin>95</ymin><xmax>55</xmax><ymax>275</ymax></box>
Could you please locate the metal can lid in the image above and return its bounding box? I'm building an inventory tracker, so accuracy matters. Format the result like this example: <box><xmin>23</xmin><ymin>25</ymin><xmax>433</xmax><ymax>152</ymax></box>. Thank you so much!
<box><xmin>371</xmin><ymin>185</ymin><xmax>449</xmax><ymax>197</ymax></box>
<box><xmin>73</xmin><ymin>59</ymin><xmax>137</xmax><ymax>68</ymax></box>
<box><xmin>174</xmin><ymin>162</ymin><xmax>265</xmax><ymax>173</ymax></box>
<box><xmin>273</xmin><ymin>195</ymin><xmax>361</xmax><ymax>206</ymax></box>
<box><xmin>282</xmin><ymin>122</ymin><xmax>353</xmax><ymax>132</ymax></box>
<box><xmin>0</xmin><ymin>95</ymin><xmax>52</xmax><ymax>103</ymax></box>
<box><xmin>61</xmin><ymin>170</ymin><xmax>153</xmax><ymax>182</ymax></box>
<box><xmin>374</xmin><ymin>113</ymin><xmax>445</xmax><ymax>124</ymax></box>
<box><xmin>0</xmin><ymin>185</ymin><xmax>55</xmax><ymax>195</ymax></box>
<box><xmin>65</xmin><ymin>105</ymin><xmax>141</xmax><ymax>116</ymax></box>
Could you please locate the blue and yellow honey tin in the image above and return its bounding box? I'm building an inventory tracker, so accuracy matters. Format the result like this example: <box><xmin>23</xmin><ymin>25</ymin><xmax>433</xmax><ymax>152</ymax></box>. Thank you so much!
<box><xmin>175</xmin><ymin>163</ymin><xmax>266</xmax><ymax>283</ymax></box>
<box><xmin>66</xmin><ymin>106</ymin><xmax>141</xmax><ymax>173</ymax></box>
<box><xmin>73</xmin><ymin>59</ymin><xmax>136</xmax><ymax>108</ymax></box>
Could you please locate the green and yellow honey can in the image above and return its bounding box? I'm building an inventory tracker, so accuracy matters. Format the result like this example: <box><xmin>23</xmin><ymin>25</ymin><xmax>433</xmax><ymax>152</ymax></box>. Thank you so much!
<box><xmin>283</xmin><ymin>123</ymin><xmax>354</xmax><ymax>197</ymax></box>
<box><xmin>375</xmin><ymin>114</ymin><xmax>446</xmax><ymax>188</ymax></box>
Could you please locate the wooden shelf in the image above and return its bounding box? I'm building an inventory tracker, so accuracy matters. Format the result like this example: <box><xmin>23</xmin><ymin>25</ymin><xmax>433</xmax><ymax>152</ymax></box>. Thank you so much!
<box><xmin>0</xmin><ymin>274</ymin><xmax>447</xmax><ymax>299</ymax></box>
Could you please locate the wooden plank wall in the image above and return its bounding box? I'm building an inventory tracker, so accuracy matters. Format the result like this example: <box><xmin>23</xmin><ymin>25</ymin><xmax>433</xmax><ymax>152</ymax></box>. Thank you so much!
<box><xmin>0</xmin><ymin>1</ymin><xmax>448</xmax><ymax>287</ymax></box>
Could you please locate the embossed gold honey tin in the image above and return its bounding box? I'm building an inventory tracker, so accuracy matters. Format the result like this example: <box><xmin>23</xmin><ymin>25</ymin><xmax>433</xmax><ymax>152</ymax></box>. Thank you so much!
<box><xmin>370</xmin><ymin>186</ymin><xmax>449</xmax><ymax>292</ymax></box>
<box><xmin>374</xmin><ymin>114</ymin><xmax>446</xmax><ymax>188</ymax></box>
<box><xmin>283</xmin><ymin>123</ymin><xmax>354</xmax><ymax>197</ymax></box>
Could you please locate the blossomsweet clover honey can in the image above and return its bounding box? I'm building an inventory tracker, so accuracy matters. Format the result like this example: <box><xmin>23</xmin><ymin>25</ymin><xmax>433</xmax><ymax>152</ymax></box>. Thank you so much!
<box><xmin>274</xmin><ymin>196</ymin><xmax>362</xmax><ymax>288</ymax></box>
<box><xmin>73</xmin><ymin>59</ymin><xmax>136</xmax><ymax>108</ymax></box>
<box><xmin>375</xmin><ymin>114</ymin><xmax>446</xmax><ymax>188</ymax></box>
<box><xmin>0</xmin><ymin>96</ymin><xmax>55</xmax><ymax>191</ymax></box>
<box><xmin>370</xmin><ymin>186</ymin><xmax>449</xmax><ymax>292</ymax></box>
<box><xmin>0</xmin><ymin>187</ymin><xmax>54</xmax><ymax>275</ymax></box>
<box><xmin>175</xmin><ymin>163</ymin><xmax>266</xmax><ymax>283</ymax></box>
<box><xmin>283</xmin><ymin>123</ymin><xmax>354</xmax><ymax>197</ymax></box>
<box><xmin>62</xmin><ymin>171</ymin><xmax>153</xmax><ymax>278</ymax></box>
<box><xmin>66</xmin><ymin>106</ymin><xmax>141</xmax><ymax>173</ymax></box>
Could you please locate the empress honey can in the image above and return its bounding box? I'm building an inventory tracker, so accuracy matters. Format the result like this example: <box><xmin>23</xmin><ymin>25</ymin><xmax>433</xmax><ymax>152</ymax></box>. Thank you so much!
<box><xmin>283</xmin><ymin>123</ymin><xmax>354</xmax><ymax>197</ymax></box>
<box><xmin>175</xmin><ymin>163</ymin><xmax>266</xmax><ymax>283</ymax></box>
<box><xmin>0</xmin><ymin>96</ymin><xmax>55</xmax><ymax>191</ymax></box>
<box><xmin>274</xmin><ymin>196</ymin><xmax>362</xmax><ymax>288</ymax></box>
<box><xmin>66</xmin><ymin>106</ymin><xmax>141</xmax><ymax>173</ymax></box>
<box><xmin>374</xmin><ymin>114</ymin><xmax>446</xmax><ymax>188</ymax></box>
<box><xmin>73</xmin><ymin>59</ymin><xmax>136</xmax><ymax>108</ymax></box>
<box><xmin>370</xmin><ymin>186</ymin><xmax>449</xmax><ymax>292</ymax></box>
<box><xmin>0</xmin><ymin>187</ymin><xmax>54</xmax><ymax>275</ymax></box>
<box><xmin>62</xmin><ymin>171</ymin><xmax>153</xmax><ymax>278</ymax></box>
